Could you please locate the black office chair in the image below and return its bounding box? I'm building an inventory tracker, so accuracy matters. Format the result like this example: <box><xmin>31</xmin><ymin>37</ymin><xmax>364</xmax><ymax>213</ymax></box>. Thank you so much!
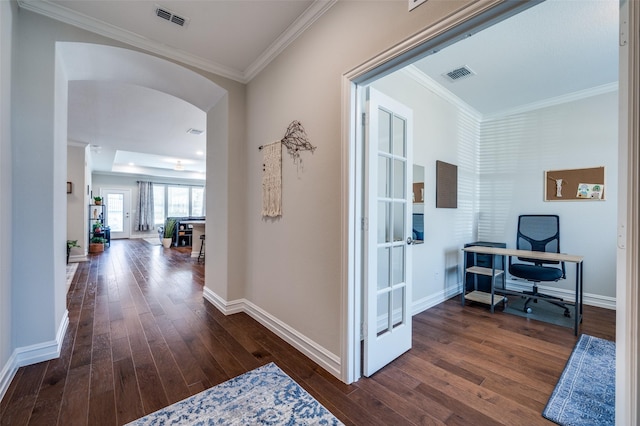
<box><xmin>508</xmin><ymin>215</ymin><xmax>570</xmax><ymax>317</ymax></box>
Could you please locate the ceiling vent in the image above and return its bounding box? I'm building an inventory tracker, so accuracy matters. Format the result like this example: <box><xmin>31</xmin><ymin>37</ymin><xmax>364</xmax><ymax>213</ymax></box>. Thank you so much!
<box><xmin>443</xmin><ymin>66</ymin><xmax>475</xmax><ymax>82</ymax></box>
<box><xmin>155</xmin><ymin>5</ymin><xmax>190</xmax><ymax>28</ymax></box>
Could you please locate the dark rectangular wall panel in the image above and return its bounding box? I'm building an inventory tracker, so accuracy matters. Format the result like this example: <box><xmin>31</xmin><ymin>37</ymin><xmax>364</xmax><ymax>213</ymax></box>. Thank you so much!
<box><xmin>436</xmin><ymin>160</ymin><xmax>457</xmax><ymax>208</ymax></box>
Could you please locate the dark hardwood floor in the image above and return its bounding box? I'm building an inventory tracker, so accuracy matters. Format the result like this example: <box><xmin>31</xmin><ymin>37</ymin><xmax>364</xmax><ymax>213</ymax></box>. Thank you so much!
<box><xmin>0</xmin><ymin>239</ymin><xmax>615</xmax><ymax>425</ymax></box>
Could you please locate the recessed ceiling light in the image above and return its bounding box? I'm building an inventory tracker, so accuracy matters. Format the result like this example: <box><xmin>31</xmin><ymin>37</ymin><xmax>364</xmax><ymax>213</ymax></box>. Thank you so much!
<box><xmin>128</xmin><ymin>162</ymin><xmax>135</xmax><ymax>166</ymax></box>
<box><xmin>196</xmin><ymin>151</ymin><xmax>204</xmax><ymax>156</ymax></box>
<box><xmin>187</xmin><ymin>128</ymin><xmax>204</xmax><ymax>135</ymax></box>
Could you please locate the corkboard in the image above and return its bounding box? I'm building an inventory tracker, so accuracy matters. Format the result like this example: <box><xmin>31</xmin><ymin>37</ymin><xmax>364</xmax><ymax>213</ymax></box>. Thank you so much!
<box><xmin>544</xmin><ymin>166</ymin><xmax>605</xmax><ymax>201</ymax></box>
<box><xmin>436</xmin><ymin>160</ymin><xmax>457</xmax><ymax>208</ymax></box>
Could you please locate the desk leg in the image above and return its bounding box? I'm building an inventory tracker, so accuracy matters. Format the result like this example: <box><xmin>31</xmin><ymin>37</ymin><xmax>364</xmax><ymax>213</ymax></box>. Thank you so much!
<box><xmin>490</xmin><ymin>254</ymin><xmax>496</xmax><ymax>314</ymax></box>
<box><xmin>462</xmin><ymin>250</ymin><xmax>468</xmax><ymax>306</ymax></box>
<box><xmin>574</xmin><ymin>262</ymin><xmax>583</xmax><ymax>336</ymax></box>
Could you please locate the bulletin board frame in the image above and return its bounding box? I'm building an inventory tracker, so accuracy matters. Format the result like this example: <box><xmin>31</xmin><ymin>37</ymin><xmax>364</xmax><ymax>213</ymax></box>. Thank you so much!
<box><xmin>544</xmin><ymin>166</ymin><xmax>605</xmax><ymax>201</ymax></box>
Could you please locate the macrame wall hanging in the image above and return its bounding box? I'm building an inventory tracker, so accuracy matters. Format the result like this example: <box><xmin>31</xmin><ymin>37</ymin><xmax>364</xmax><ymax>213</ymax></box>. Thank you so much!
<box><xmin>260</xmin><ymin>121</ymin><xmax>316</xmax><ymax>218</ymax></box>
<box><xmin>261</xmin><ymin>141</ymin><xmax>282</xmax><ymax>217</ymax></box>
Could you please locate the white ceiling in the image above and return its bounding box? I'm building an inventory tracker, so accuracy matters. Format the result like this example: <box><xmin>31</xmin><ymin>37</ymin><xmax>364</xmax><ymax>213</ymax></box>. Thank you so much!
<box><xmin>412</xmin><ymin>0</ymin><xmax>618</xmax><ymax>117</ymax></box>
<box><xmin>19</xmin><ymin>0</ymin><xmax>618</xmax><ymax>179</ymax></box>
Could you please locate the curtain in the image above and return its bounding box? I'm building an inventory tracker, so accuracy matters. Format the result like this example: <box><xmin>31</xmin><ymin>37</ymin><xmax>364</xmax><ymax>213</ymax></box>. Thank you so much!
<box><xmin>136</xmin><ymin>181</ymin><xmax>154</xmax><ymax>231</ymax></box>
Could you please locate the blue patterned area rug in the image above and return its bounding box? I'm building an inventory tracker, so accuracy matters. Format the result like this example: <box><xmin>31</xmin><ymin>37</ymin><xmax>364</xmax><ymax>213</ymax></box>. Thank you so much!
<box><xmin>127</xmin><ymin>362</ymin><xmax>343</xmax><ymax>425</ymax></box>
<box><xmin>543</xmin><ymin>334</ymin><xmax>615</xmax><ymax>425</ymax></box>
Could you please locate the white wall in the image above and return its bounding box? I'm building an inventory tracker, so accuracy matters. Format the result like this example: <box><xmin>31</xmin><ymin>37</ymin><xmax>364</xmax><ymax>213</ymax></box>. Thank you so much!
<box><xmin>0</xmin><ymin>0</ymin><xmax>16</xmax><ymax>398</ymax></box>
<box><xmin>371</xmin><ymin>74</ymin><xmax>618</xmax><ymax>306</ymax></box>
<box><xmin>371</xmin><ymin>71</ymin><xmax>479</xmax><ymax>311</ymax></box>
<box><xmin>478</xmin><ymin>90</ymin><xmax>618</xmax><ymax>302</ymax></box>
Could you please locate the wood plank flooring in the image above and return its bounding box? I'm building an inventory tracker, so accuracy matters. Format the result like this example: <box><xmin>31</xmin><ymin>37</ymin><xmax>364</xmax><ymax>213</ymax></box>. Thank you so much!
<box><xmin>0</xmin><ymin>239</ymin><xmax>615</xmax><ymax>425</ymax></box>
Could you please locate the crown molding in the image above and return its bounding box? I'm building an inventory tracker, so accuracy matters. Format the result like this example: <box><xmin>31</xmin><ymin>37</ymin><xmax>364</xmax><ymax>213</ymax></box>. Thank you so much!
<box><xmin>243</xmin><ymin>0</ymin><xmax>337</xmax><ymax>82</ymax></box>
<box><xmin>18</xmin><ymin>0</ymin><xmax>335</xmax><ymax>84</ymax></box>
<box><xmin>482</xmin><ymin>82</ymin><xmax>619</xmax><ymax>121</ymax></box>
<box><xmin>402</xmin><ymin>65</ymin><xmax>618</xmax><ymax>122</ymax></box>
<box><xmin>401</xmin><ymin>65</ymin><xmax>483</xmax><ymax>121</ymax></box>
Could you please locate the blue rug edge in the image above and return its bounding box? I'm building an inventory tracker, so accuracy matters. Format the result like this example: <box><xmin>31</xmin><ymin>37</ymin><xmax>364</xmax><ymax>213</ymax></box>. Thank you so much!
<box><xmin>542</xmin><ymin>334</ymin><xmax>615</xmax><ymax>426</ymax></box>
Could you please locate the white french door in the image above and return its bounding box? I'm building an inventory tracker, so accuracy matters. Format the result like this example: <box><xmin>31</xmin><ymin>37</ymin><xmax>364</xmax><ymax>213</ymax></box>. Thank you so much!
<box><xmin>363</xmin><ymin>88</ymin><xmax>413</xmax><ymax>377</ymax></box>
<box><xmin>102</xmin><ymin>189</ymin><xmax>131</xmax><ymax>239</ymax></box>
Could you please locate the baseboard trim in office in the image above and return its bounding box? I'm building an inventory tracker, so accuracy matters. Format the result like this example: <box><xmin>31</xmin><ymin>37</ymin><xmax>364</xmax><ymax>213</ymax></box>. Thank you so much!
<box><xmin>408</xmin><ymin>279</ymin><xmax>616</xmax><ymax>313</ymax></box>
<box><xmin>505</xmin><ymin>280</ymin><xmax>616</xmax><ymax>310</ymax></box>
<box><xmin>202</xmin><ymin>288</ymin><xmax>342</xmax><ymax>380</ymax></box>
<box><xmin>412</xmin><ymin>282</ymin><xmax>462</xmax><ymax>316</ymax></box>
<box><xmin>0</xmin><ymin>310</ymin><xmax>69</xmax><ymax>402</ymax></box>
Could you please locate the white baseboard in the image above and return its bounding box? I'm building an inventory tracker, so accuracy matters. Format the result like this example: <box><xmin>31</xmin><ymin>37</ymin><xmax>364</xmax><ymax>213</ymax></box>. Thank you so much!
<box><xmin>0</xmin><ymin>310</ymin><xmax>68</xmax><ymax>402</ymax></box>
<box><xmin>0</xmin><ymin>351</ymin><xmax>18</xmax><ymax>403</ymax></box>
<box><xmin>505</xmin><ymin>279</ymin><xmax>616</xmax><ymax>310</ymax></box>
<box><xmin>411</xmin><ymin>279</ymin><xmax>616</xmax><ymax>314</ymax></box>
<box><xmin>68</xmin><ymin>254</ymin><xmax>88</xmax><ymax>263</ymax></box>
<box><xmin>202</xmin><ymin>288</ymin><xmax>341</xmax><ymax>379</ymax></box>
<box><xmin>412</xmin><ymin>282</ymin><xmax>462</xmax><ymax>316</ymax></box>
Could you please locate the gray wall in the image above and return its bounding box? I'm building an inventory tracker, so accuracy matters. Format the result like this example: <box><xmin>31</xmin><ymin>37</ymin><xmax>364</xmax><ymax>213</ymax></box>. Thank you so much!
<box><xmin>0</xmin><ymin>0</ymin><xmax>16</xmax><ymax>390</ymax></box>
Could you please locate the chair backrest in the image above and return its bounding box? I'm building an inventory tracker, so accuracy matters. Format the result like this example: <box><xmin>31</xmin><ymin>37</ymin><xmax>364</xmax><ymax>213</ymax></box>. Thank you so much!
<box><xmin>516</xmin><ymin>215</ymin><xmax>560</xmax><ymax>264</ymax></box>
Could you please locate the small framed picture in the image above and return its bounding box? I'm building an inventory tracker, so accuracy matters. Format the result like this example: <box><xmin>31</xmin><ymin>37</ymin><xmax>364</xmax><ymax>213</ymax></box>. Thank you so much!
<box><xmin>67</xmin><ymin>182</ymin><xmax>72</xmax><ymax>194</ymax></box>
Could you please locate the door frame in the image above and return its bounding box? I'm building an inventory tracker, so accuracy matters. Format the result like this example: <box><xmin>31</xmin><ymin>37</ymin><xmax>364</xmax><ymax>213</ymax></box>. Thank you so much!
<box><xmin>341</xmin><ymin>5</ymin><xmax>637</xmax><ymax>424</ymax></box>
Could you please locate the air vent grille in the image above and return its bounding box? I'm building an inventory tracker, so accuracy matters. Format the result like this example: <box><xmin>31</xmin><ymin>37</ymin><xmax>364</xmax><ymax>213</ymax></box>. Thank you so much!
<box><xmin>171</xmin><ymin>15</ymin><xmax>186</xmax><ymax>26</ymax></box>
<box><xmin>156</xmin><ymin>8</ymin><xmax>171</xmax><ymax>21</ymax></box>
<box><xmin>155</xmin><ymin>5</ymin><xmax>189</xmax><ymax>28</ymax></box>
<box><xmin>443</xmin><ymin>66</ymin><xmax>475</xmax><ymax>82</ymax></box>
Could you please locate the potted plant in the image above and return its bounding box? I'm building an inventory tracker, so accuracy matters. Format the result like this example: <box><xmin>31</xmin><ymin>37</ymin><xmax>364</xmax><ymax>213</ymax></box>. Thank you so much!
<box><xmin>162</xmin><ymin>218</ymin><xmax>177</xmax><ymax>248</ymax></box>
<box><xmin>92</xmin><ymin>222</ymin><xmax>102</xmax><ymax>233</ymax></box>
<box><xmin>93</xmin><ymin>196</ymin><xmax>103</xmax><ymax>205</ymax></box>
<box><xmin>89</xmin><ymin>236</ymin><xmax>106</xmax><ymax>253</ymax></box>
<box><xmin>66</xmin><ymin>240</ymin><xmax>80</xmax><ymax>264</ymax></box>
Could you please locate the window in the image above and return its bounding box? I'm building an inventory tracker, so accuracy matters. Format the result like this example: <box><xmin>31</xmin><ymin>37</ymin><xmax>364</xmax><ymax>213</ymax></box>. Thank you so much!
<box><xmin>153</xmin><ymin>184</ymin><xmax>205</xmax><ymax>225</ymax></box>
<box><xmin>153</xmin><ymin>185</ymin><xmax>165</xmax><ymax>226</ymax></box>
<box><xmin>168</xmin><ymin>186</ymin><xmax>189</xmax><ymax>217</ymax></box>
<box><xmin>192</xmin><ymin>187</ymin><xmax>205</xmax><ymax>216</ymax></box>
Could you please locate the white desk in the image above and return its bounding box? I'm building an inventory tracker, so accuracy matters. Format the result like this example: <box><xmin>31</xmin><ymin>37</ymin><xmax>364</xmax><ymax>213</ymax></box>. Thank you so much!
<box><xmin>461</xmin><ymin>245</ymin><xmax>584</xmax><ymax>335</ymax></box>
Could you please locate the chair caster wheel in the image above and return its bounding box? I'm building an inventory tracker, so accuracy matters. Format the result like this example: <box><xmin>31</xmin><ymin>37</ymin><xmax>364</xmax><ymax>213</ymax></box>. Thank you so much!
<box><xmin>525</xmin><ymin>307</ymin><xmax>532</xmax><ymax>314</ymax></box>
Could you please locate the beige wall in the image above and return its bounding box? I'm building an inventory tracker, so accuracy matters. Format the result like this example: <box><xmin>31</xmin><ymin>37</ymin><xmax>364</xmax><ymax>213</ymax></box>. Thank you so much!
<box><xmin>67</xmin><ymin>145</ymin><xmax>88</xmax><ymax>258</ymax></box>
<box><xmin>244</xmin><ymin>1</ymin><xmax>476</xmax><ymax>355</ymax></box>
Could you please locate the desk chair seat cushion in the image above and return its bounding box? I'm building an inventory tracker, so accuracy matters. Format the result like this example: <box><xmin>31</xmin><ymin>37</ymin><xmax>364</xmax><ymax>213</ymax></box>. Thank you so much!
<box><xmin>510</xmin><ymin>263</ymin><xmax>564</xmax><ymax>281</ymax></box>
